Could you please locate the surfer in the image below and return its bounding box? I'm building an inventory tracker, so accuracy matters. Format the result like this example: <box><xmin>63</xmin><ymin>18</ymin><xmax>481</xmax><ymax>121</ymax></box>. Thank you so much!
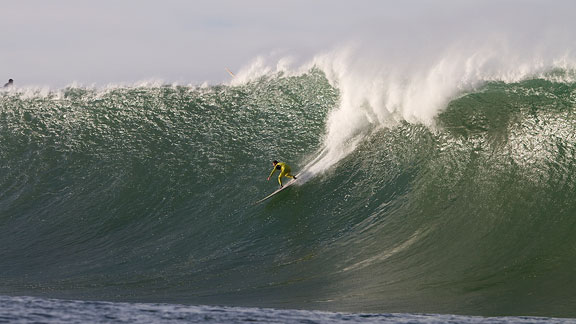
<box><xmin>267</xmin><ymin>160</ymin><xmax>297</xmax><ymax>187</ymax></box>
<box><xmin>3</xmin><ymin>79</ymin><xmax>13</xmax><ymax>87</ymax></box>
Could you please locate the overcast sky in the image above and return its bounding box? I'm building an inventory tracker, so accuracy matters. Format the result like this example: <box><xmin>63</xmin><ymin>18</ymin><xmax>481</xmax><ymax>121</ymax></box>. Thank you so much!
<box><xmin>1</xmin><ymin>1</ymin><xmax>575</xmax><ymax>88</ymax></box>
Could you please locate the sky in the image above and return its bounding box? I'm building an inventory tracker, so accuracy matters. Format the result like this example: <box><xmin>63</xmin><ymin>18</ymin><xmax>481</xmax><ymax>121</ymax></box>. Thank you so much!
<box><xmin>1</xmin><ymin>0</ymin><xmax>575</xmax><ymax>88</ymax></box>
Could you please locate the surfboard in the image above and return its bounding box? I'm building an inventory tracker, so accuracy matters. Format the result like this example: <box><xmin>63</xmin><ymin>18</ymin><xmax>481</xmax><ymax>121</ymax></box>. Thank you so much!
<box><xmin>255</xmin><ymin>178</ymin><xmax>298</xmax><ymax>204</ymax></box>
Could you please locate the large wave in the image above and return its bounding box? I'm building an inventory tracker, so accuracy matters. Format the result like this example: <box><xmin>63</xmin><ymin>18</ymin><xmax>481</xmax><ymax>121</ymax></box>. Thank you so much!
<box><xmin>1</xmin><ymin>54</ymin><xmax>576</xmax><ymax>317</ymax></box>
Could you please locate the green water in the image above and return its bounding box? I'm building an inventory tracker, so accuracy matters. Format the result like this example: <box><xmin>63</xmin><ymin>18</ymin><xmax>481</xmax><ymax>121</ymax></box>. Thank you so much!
<box><xmin>1</xmin><ymin>71</ymin><xmax>576</xmax><ymax>317</ymax></box>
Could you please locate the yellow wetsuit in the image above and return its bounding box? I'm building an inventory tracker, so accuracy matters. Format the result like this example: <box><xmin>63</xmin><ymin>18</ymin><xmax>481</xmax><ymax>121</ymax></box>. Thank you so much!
<box><xmin>268</xmin><ymin>162</ymin><xmax>295</xmax><ymax>187</ymax></box>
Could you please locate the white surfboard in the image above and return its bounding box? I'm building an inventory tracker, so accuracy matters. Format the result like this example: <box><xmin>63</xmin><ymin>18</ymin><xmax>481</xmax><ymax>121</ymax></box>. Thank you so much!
<box><xmin>255</xmin><ymin>178</ymin><xmax>298</xmax><ymax>204</ymax></box>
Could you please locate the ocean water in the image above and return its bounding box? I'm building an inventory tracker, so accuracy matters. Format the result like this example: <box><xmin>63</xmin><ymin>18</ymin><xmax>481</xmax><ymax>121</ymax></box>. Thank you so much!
<box><xmin>2</xmin><ymin>295</ymin><xmax>575</xmax><ymax>324</ymax></box>
<box><xmin>1</xmin><ymin>63</ymin><xmax>576</xmax><ymax>322</ymax></box>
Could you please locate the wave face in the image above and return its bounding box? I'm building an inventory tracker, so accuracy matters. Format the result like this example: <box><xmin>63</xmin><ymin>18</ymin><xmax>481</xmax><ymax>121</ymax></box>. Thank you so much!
<box><xmin>1</xmin><ymin>69</ymin><xmax>576</xmax><ymax>318</ymax></box>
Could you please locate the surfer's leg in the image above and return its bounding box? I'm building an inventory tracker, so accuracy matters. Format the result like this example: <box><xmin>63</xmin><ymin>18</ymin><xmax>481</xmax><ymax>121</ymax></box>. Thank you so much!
<box><xmin>283</xmin><ymin>165</ymin><xmax>294</xmax><ymax>179</ymax></box>
<box><xmin>278</xmin><ymin>169</ymin><xmax>288</xmax><ymax>186</ymax></box>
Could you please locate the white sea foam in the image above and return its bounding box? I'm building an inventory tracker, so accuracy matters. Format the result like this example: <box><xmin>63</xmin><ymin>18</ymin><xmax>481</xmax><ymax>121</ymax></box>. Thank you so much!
<box><xmin>233</xmin><ymin>37</ymin><xmax>576</xmax><ymax>180</ymax></box>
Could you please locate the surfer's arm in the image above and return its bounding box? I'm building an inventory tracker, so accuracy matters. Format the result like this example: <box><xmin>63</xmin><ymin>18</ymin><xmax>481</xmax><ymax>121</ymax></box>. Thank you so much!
<box><xmin>267</xmin><ymin>167</ymin><xmax>277</xmax><ymax>180</ymax></box>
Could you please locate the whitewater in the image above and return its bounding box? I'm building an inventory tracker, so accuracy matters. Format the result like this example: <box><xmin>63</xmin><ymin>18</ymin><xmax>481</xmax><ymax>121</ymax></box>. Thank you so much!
<box><xmin>3</xmin><ymin>18</ymin><xmax>576</xmax><ymax>323</ymax></box>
